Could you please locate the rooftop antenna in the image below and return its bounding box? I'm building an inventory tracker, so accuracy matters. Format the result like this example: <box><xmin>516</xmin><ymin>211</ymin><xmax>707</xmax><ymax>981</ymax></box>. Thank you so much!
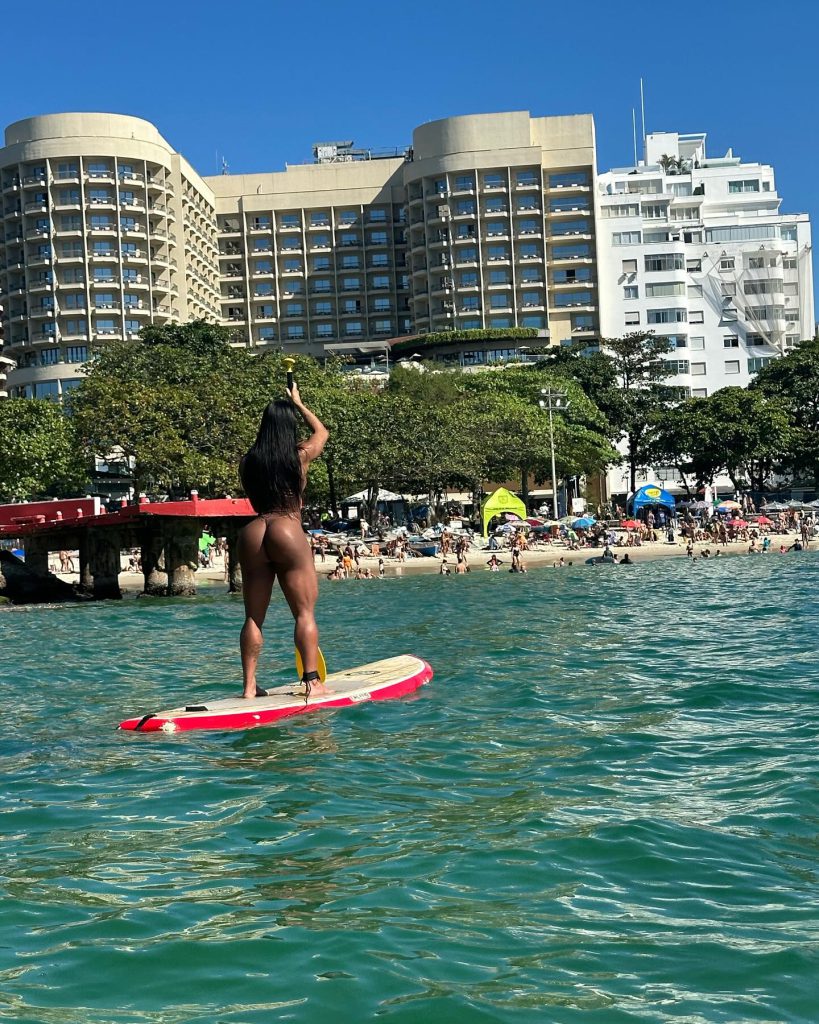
<box><xmin>632</xmin><ymin>108</ymin><xmax>638</xmax><ymax>168</ymax></box>
<box><xmin>221</xmin><ymin>156</ymin><xmax>229</xmax><ymax>176</ymax></box>
<box><xmin>639</xmin><ymin>78</ymin><xmax>647</xmax><ymax>160</ymax></box>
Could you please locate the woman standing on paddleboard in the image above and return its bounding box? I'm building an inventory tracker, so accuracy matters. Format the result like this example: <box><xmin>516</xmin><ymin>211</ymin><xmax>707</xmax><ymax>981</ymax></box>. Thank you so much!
<box><xmin>238</xmin><ymin>382</ymin><xmax>329</xmax><ymax>700</ymax></box>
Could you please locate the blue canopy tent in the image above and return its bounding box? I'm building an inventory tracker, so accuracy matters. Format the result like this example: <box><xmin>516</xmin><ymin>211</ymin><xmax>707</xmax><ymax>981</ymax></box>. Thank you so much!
<box><xmin>631</xmin><ymin>484</ymin><xmax>676</xmax><ymax>517</ymax></box>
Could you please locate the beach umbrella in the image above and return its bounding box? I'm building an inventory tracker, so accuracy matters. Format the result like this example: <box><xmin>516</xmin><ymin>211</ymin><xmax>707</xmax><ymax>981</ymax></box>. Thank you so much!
<box><xmin>572</xmin><ymin>516</ymin><xmax>596</xmax><ymax>529</ymax></box>
<box><xmin>756</xmin><ymin>516</ymin><xmax>774</xmax><ymax>526</ymax></box>
<box><xmin>526</xmin><ymin>517</ymin><xmax>545</xmax><ymax>526</ymax></box>
<box><xmin>727</xmin><ymin>518</ymin><xmax>748</xmax><ymax>527</ymax></box>
<box><xmin>620</xmin><ymin>519</ymin><xmax>639</xmax><ymax>529</ymax></box>
<box><xmin>716</xmin><ymin>500</ymin><xmax>741</xmax><ymax>511</ymax></box>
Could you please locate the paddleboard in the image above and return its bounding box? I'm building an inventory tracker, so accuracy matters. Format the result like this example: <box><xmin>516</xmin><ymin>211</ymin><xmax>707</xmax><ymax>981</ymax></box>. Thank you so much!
<box><xmin>118</xmin><ymin>654</ymin><xmax>432</xmax><ymax>734</ymax></box>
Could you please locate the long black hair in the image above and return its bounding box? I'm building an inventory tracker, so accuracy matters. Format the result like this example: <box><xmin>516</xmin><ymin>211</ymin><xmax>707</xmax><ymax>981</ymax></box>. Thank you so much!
<box><xmin>241</xmin><ymin>400</ymin><xmax>302</xmax><ymax>514</ymax></box>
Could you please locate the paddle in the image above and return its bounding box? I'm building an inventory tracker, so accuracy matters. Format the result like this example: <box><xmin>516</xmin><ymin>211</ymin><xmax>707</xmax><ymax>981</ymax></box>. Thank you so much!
<box><xmin>283</xmin><ymin>356</ymin><xmax>296</xmax><ymax>393</ymax></box>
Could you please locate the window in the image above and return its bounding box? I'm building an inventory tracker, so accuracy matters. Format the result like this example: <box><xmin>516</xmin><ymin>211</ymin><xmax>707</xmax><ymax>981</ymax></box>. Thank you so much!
<box><xmin>368</xmin><ymin>208</ymin><xmax>387</xmax><ymax>223</ymax></box>
<box><xmin>723</xmin><ymin>336</ymin><xmax>739</xmax><ymax>348</ymax></box>
<box><xmin>625</xmin><ymin>311</ymin><xmax>640</xmax><ymax>325</ymax></box>
<box><xmin>345</xmin><ymin>321</ymin><xmax>363</xmax><ymax>336</ymax></box>
<box><xmin>746</xmin><ymin>335</ymin><xmax>765</xmax><ymax>347</ymax></box>
<box><xmin>744</xmin><ymin>279</ymin><xmax>781</xmax><ymax>295</ymax></box>
<box><xmin>487</xmin><ymin>245</ymin><xmax>508</xmax><ymax>261</ymax></box>
<box><xmin>517</xmin><ymin>196</ymin><xmax>539</xmax><ymax>211</ymax></box>
<box><xmin>747</xmin><ymin>305</ymin><xmax>784</xmax><ymax>320</ymax></box>
<box><xmin>371</xmin><ymin>274</ymin><xmax>390</xmax><ymax>289</ymax></box>
<box><xmin>783</xmin><ymin>257</ymin><xmax>797</xmax><ymax>270</ymax></box>
<box><xmin>516</xmin><ymin>171</ymin><xmax>538</xmax><ymax>187</ymax></box>
<box><xmin>287</xmin><ymin>325</ymin><xmax>305</xmax><ymax>339</ymax></box>
<box><xmin>728</xmin><ymin>179</ymin><xmax>760</xmax><ymax>193</ymax></box>
<box><xmin>521</xmin><ymin>314</ymin><xmax>546</xmax><ymax>329</ymax></box>
<box><xmin>38</xmin><ymin>348</ymin><xmax>59</xmax><ymax>366</ymax></box>
<box><xmin>312</xmin><ymin>256</ymin><xmax>331</xmax><ymax>272</ymax></box>
<box><xmin>645</xmin><ymin>254</ymin><xmax>684</xmax><ymax>272</ymax></box>
<box><xmin>314</xmin><ymin>324</ymin><xmax>334</xmax><ymax>338</ymax></box>
<box><xmin>661</xmin><ymin>334</ymin><xmax>687</xmax><ymax>349</ymax></box>
<box><xmin>487</xmin><ymin>270</ymin><xmax>507</xmax><ymax>285</ymax></box>
<box><xmin>522</xmin><ymin>291</ymin><xmax>542</xmax><ymax>307</ymax></box>
<box><xmin>486</xmin><ymin>221</ymin><xmax>507</xmax><ymax>237</ymax></box>
<box><xmin>690</xmin><ymin>336</ymin><xmax>705</xmax><ymax>351</ymax></box>
<box><xmin>65</xmin><ymin>344</ymin><xmax>88</xmax><ymax>363</ymax></box>
<box><xmin>691</xmin><ymin>362</ymin><xmax>706</xmax><ymax>375</ymax></box>
<box><xmin>724</xmin><ymin>360</ymin><xmax>741</xmax><ymax>374</ymax></box>
<box><xmin>124</xmin><ymin>319</ymin><xmax>141</xmax><ymax>333</ymax></box>
<box><xmin>784</xmin><ymin>282</ymin><xmax>798</xmax><ymax>297</ymax></box>
<box><xmin>691</xmin><ymin>388</ymin><xmax>707</xmax><ymax>398</ymax></box>
<box><xmin>552</xmin><ymin>243</ymin><xmax>590</xmax><ymax>259</ymax></box>
<box><xmin>374</xmin><ymin>319</ymin><xmax>392</xmax><ymax>334</ymax></box>
<box><xmin>689</xmin><ymin>311</ymin><xmax>704</xmax><ymax>324</ymax></box>
<box><xmin>87</xmin><ymin>162</ymin><xmax>112</xmax><ymax>177</ymax></box>
<box><xmin>686</xmin><ymin>259</ymin><xmax>701</xmax><ymax>272</ymax></box>
<box><xmin>647</xmin><ymin>308</ymin><xmax>687</xmax><ymax>324</ymax></box>
<box><xmin>519</xmin><ymin>243</ymin><xmax>541</xmax><ymax>260</ymax></box>
<box><xmin>784</xmin><ymin>310</ymin><xmax>799</xmax><ymax>323</ymax></box>
<box><xmin>310</xmin><ymin>211</ymin><xmax>329</xmax><ymax>227</ymax></box>
<box><xmin>373</xmin><ymin>297</ymin><xmax>391</xmax><ymax>312</ymax></box>
<box><xmin>63</xmin><ymin>319</ymin><xmax>86</xmax><ymax>337</ymax></box>
<box><xmin>283</xmin><ymin>259</ymin><xmax>302</xmax><ymax>273</ymax></box>
<box><xmin>341</xmin><ymin>254</ymin><xmax>361</xmax><ymax>269</ymax></box>
<box><xmin>664</xmin><ymin>360</ymin><xmax>690</xmax><ymax>375</ymax></box>
<box><xmin>624</xmin><ymin>285</ymin><xmax>638</xmax><ymax>299</ymax></box>
<box><xmin>490</xmin><ymin>316</ymin><xmax>513</xmax><ymax>329</ymax></box>
<box><xmin>572</xmin><ymin>314</ymin><xmax>594</xmax><ymax>330</ymax></box>
<box><xmin>622</xmin><ymin>259</ymin><xmax>638</xmax><ymax>275</ymax></box>
<box><xmin>721</xmin><ymin>282</ymin><xmax>737</xmax><ymax>297</ymax></box>
<box><xmin>456</xmin><ymin>199</ymin><xmax>476</xmax><ymax>216</ymax></box>
<box><xmin>671</xmin><ymin>207</ymin><xmax>700</xmax><ymax>221</ymax></box>
<box><xmin>123</xmin><ymin>294</ymin><xmax>140</xmax><ymax>309</ymax></box>
<box><xmin>90</xmin><ymin>215</ymin><xmax>113</xmax><ymax>229</ymax></box>
<box><xmin>369</xmin><ymin>231</ymin><xmax>388</xmax><ymax>246</ymax></box>
<box><xmin>460</xmin><ymin>271</ymin><xmax>478</xmax><ymax>287</ymax></box>
<box><xmin>369</xmin><ymin>253</ymin><xmax>389</xmax><ymax>267</ymax></box>
<box><xmin>312</xmin><ymin>279</ymin><xmax>331</xmax><ymax>293</ymax></box>
<box><xmin>93</xmin><ymin>241</ymin><xmax>115</xmax><ymax>255</ymax></box>
<box><xmin>461</xmin><ymin>295</ymin><xmax>480</xmax><ymax>311</ymax></box>
<box><xmin>285</xmin><ymin>302</ymin><xmax>304</xmax><ymax>316</ymax></box>
<box><xmin>57</xmin><ymin>162</ymin><xmax>78</xmax><ymax>179</ymax></box>
<box><xmin>688</xmin><ymin>284</ymin><xmax>703</xmax><ymax>298</ymax></box>
<box><xmin>484</xmin><ymin>197</ymin><xmax>507</xmax><ymax>213</ymax></box>
<box><xmin>612</xmin><ymin>231</ymin><xmax>641</xmax><ymax>246</ymax></box>
<box><xmin>341</xmin><ymin>277</ymin><xmax>360</xmax><ymax>291</ymax></box>
<box><xmin>454</xmin><ymin>175</ymin><xmax>474</xmax><ymax>191</ymax></box>
<box><xmin>258</xmin><ymin>326</ymin><xmax>276</xmax><ymax>341</ymax></box>
<box><xmin>256</xmin><ymin>304</ymin><xmax>275</xmax><ymax>318</ymax></box>
<box><xmin>484</xmin><ymin>172</ymin><xmax>506</xmax><ymax>189</ymax></box>
<box><xmin>95</xmin><ymin>318</ymin><xmax>117</xmax><ymax>333</ymax></box>
<box><xmin>646</xmin><ymin>282</ymin><xmax>685</xmax><ymax>297</ymax></box>
<box><xmin>489</xmin><ymin>293</ymin><xmax>510</xmax><ymax>309</ymax></box>
<box><xmin>602</xmin><ymin>203</ymin><xmax>639</xmax><ymax>218</ymax></box>
<box><xmin>642</xmin><ymin>203</ymin><xmax>667</xmax><ymax>220</ymax></box>
<box><xmin>59</xmin><ymin>189</ymin><xmax>80</xmax><ymax>204</ymax></box>
<box><xmin>549</xmin><ymin>171</ymin><xmax>588</xmax><ymax>188</ymax></box>
<box><xmin>457</xmin><ymin>247</ymin><xmax>478</xmax><ymax>264</ymax></box>
<box><xmin>720</xmin><ymin>257</ymin><xmax>735</xmax><ymax>271</ymax></box>
<box><xmin>34</xmin><ymin>381</ymin><xmax>60</xmax><ymax>400</ymax></box>
<box><xmin>705</xmin><ymin>225</ymin><xmax>776</xmax><ymax>243</ymax></box>
<box><xmin>254</xmin><ymin>259</ymin><xmax>273</xmax><ymax>274</ymax></box>
<box><xmin>255</xmin><ymin>282</ymin><xmax>273</xmax><ymax>296</ymax></box>
<box><xmin>338</xmin><ymin>211</ymin><xmax>358</xmax><ymax>226</ymax></box>
<box><xmin>64</xmin><ymin>293</ymin><xmax>86</xmax><ymax>309</ymax></box>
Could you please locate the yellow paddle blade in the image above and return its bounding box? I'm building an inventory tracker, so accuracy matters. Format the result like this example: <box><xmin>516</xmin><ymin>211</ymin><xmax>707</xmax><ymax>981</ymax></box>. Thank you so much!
<box><xmin>295</xmin><ymin>646</ymin><xmax>327</xmax><ymax>683</ymax></box>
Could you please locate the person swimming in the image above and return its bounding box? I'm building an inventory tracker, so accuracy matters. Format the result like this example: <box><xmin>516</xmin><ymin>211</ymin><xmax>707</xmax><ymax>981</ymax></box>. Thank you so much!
<box><xmin>237</xmin><ymin>383</ymin><xmax>329</xmax><ymax>700</ymax></box>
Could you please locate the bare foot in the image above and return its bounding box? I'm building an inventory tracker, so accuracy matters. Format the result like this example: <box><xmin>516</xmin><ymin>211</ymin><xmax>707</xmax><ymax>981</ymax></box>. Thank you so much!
<box><xmin>304</xmin><ymin>679</ymin><xmax>329</xmax><ymax>698</ymax></box>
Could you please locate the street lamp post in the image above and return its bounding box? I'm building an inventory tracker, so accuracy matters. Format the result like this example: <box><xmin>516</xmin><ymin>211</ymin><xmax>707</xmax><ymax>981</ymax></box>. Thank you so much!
<box><xmin>538</xmin><ymin>387</ymin><xmax>570</xmax><ymax>520</ymax></box>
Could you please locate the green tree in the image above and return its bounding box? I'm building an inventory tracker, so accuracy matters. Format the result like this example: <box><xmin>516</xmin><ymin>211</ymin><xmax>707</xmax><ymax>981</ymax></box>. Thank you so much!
<box><xmin>647</xmin><ymin>388</ymin><xmax>790</xmax><ymax>496</ymax></box>
<box><xmin>0</xmin><ymin>399</ymin><xmax>88</xmax><ymax>501</ymax></box>
<box><xmin>751</xmin><ymin>338</ymin><xmax>819</xmax><ymax>487</ymax></box>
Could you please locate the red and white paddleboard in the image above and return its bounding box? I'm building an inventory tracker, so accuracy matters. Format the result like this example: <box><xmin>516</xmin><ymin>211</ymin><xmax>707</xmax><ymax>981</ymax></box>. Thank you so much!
<box><xmin>118</xmin><ymin>654</ymin><xmax>432</xmax><ymax>734</ymax></box>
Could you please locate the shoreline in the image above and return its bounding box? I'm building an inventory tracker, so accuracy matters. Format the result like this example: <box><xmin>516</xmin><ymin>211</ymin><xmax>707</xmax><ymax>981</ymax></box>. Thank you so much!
<box><xmin>46</xmin><ymin>534</ymin><xmax>805</xmax><ymax>593</ymax></box>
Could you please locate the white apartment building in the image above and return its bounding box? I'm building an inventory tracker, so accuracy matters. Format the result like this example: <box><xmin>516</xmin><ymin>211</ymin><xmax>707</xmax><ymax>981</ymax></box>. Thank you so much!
<box><xmin>597</xmin><ymin>131</ymin><xmax>814</xmax><ymax>500</ymax></box>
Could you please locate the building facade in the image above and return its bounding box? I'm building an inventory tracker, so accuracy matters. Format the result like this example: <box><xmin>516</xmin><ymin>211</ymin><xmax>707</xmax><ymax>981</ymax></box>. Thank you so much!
<box><xmin>0</xmin><ymin>110</ymin><xmax>600</xmax><ymax>393</ymax></box>
<box><xmin>0</xmin><ymin>113</ymin><xmax>219</xmax><ymax>399</ymax></box>
<box><xmin>596</xmin><ymin>131</ymin><xmax>814</xmax><ymax>499</ymax></box>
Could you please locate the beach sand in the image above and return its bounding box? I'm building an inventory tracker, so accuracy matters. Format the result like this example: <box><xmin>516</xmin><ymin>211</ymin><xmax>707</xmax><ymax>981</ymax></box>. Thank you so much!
<box><xmin>47</xmin><ymin>533</ymin><xmax>792</xmax><ymax>593</ymax></box>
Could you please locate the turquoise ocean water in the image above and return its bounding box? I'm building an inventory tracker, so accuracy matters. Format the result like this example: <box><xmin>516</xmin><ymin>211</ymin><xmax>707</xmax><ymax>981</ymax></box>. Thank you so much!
<box><xmin>1</xmin><ymin>553</ymin><xmax>818</xmax><ymax>1023</ymax></box>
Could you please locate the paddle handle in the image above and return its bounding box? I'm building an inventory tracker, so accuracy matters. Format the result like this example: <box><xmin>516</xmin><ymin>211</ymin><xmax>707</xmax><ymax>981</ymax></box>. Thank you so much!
<box><xmin>283</xmin><ymin>357</ymin><xmax>296</xmax><ymax>393</ymax></box>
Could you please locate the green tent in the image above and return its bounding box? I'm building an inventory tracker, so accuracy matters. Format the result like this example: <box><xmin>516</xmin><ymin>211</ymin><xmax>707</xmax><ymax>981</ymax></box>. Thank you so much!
<box><xmin>481</xmin><ymin>487</ymin><xmax>526</xmax><ymax>537</ymax></box>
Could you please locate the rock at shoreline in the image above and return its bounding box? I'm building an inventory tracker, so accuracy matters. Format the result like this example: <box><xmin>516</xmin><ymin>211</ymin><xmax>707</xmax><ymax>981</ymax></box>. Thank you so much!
<box><xmin>0</xmin><ymin>550</ymin><xmax>90</xmax><ymax>605</ymax></box>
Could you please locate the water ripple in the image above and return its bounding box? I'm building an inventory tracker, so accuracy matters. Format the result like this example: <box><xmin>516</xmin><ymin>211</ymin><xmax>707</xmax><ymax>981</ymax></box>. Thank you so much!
<box><xmin>1</xmin><ymin>554</ymin><xmax>818</xmax><ymax>1022</ymax></box>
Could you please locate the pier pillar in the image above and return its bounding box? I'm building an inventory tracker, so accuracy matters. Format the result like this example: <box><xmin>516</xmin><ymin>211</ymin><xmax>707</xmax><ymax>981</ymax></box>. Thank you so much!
<box><xmin>80</xmin><ymin>528</ymin><xmax>122</xmax><ymax>599</ymax></box>
<box><xmin>141</xmin><ymin>528</ymin><xmax>168</xmax><ymax>597</ymax></box>
<box><xmin>23</xmin><ymin>536</ymin><xmax>50</xmax><ymax>576</ymax></box>
<box><xmin>165</xmin><ymin>522</ymin><xmax>199</xmax><ymax>596</ymax></box>
<box><xmin>224</xmin><ymin>525</ymin><xmax>243</xmax><ymax>593</ymax></box>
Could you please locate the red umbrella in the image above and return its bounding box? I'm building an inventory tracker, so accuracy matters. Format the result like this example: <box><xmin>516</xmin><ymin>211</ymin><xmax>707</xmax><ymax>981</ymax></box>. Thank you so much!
<box><xmin>727</xmin><ymin>518</ymin><xmax>748</xmax><ymax>527</ymax></box>
<box><xmin>620</xmin><ymin>519</ymin><xmax>639</xmax><ymax>529</ymax></box>
<box><xmin>756</xmin><ymin>515</ymin><xmax>773</xmax><ymax>526</ymax></box>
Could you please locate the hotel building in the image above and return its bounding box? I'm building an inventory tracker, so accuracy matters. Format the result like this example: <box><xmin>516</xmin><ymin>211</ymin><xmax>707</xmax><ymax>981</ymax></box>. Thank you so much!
<box><xmin>0</xmin><ymin>110</ymin><xmax>599</xmax><ymax>394</ymax></box>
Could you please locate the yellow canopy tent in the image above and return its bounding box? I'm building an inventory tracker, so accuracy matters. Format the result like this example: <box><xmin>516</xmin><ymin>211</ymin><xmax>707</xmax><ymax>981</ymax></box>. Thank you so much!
<box><xmin>481</xmin><ymin>487</ymin><xmax>526</xmax><ymax>537</ymax></box>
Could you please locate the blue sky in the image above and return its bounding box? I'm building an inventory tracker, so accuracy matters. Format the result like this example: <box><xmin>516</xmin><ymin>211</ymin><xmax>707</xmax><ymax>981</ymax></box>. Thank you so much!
<box><xmin>2</xmin><ymin>0</ymin><xmax>816</xmax><ymax>272</ymax></box>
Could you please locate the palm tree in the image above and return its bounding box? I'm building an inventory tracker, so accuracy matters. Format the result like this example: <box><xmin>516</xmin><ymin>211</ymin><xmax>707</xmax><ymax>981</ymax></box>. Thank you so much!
<box><xmin>657</xmin><ymin>154</ymin><xmax>679</xmax><ymax>175</ymax></box>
